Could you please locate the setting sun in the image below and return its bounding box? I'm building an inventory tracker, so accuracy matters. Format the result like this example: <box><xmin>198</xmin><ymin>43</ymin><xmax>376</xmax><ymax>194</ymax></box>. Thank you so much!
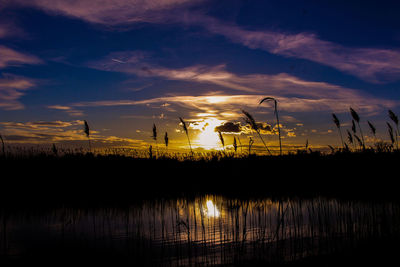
<box><xmin>193</xmin><ymin>118</ymin><xmax>224</xmax><ymax>150</ymax></box>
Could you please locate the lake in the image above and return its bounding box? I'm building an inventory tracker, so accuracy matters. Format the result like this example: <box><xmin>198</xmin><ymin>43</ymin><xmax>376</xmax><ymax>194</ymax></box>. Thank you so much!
<box><xmin>1</xmin><ymin>195</ymin><xmax>399</xmax><ymax>265</ymax></box>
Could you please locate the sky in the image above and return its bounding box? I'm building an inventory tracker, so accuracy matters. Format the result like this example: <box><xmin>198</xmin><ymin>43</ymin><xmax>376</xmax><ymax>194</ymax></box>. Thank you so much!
<box><xmin>1</xmin><ymin>0</ymin><xmax>400</xmax><ymax>153</ymax></box>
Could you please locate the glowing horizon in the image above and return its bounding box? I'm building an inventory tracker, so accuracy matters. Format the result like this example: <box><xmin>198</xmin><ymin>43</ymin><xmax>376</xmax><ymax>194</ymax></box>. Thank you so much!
<box><xmin>1</xmin><ymin>1</ymin><xmax>400</xmax><ymax>152</ymax></box>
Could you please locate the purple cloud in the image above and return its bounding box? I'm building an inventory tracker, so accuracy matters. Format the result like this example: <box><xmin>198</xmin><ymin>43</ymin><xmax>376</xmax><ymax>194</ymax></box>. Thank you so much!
<box><xmin>0</xmin><ymin>73</ymin><xmax>36</xmax><ymax>110</ymax></box>
<box><xmin>182</xmin><ymin>14</ymin><xmax>400</xmax><ymax>83</ymax></box>
<box><xmin>6</xmin><ymin>1</ymin><xmax>400</xmax><ymax>82</ymax></box>
<box><xmin>89</xmin><ymin>53</ymin><xmax>396</xmax><ymax>113</ymax></box>
<box><xmin>0</xmin><ymin>45</ymin><xmax>42</xmax><ymax>68</ymax></box>
<box><xmin>8</xmin><ymin>0</ymin><xmax>202</xmax><ymax>25</ymax></box>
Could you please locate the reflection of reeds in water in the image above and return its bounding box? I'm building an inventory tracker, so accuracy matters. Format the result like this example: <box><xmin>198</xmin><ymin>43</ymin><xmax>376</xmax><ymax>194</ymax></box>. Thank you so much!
<box><xmin>2</xmin><ymin>196</ymin><xmax>399</xmax><ymax>266</ymax></box>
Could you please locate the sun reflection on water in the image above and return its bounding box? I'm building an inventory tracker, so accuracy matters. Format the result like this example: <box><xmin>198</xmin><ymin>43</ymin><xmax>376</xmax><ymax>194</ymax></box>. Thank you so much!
<box><xmin>203</xmin><ymin>199</ymin><xmax>220</xmax><ymax>217</ymax></box>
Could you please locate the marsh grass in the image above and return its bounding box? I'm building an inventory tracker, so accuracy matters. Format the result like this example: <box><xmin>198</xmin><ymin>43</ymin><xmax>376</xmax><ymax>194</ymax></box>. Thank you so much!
<box><xmin>332</xmin><ymin>113</ymin><xmax>344</xmax><ymax>149</ymax></box>
<box><xmin>388</xmin><ymin>110</ymin><xmax>399</xmax><ymax>149</ymax></box>
<box><xmin>180</xmin><ymin>117</ymin><xmax>193</xmax><ymax>155</ymax></box>
<box><xmin>259</xmin><ymin>97</ymin><xmax>282</xmax><ymax>155</ymax></box>
<box><xmin>0</xmin><ymin>134</ymin><xmax>4</xmax><ymax>157</ymax></box>
<box><xmin>242</xmin><ymin>110</ymin><xmax>271</xmax><ymax>155</ymax></box>
<box><xmin>350</xmin><ymin>108</ymin><xmax>365</xmax><ymax>149</ymax></box>
<box><xmin>84</xmin><ymin>120</ymin><xmax>91</xmax><ymax>153</ymax></box>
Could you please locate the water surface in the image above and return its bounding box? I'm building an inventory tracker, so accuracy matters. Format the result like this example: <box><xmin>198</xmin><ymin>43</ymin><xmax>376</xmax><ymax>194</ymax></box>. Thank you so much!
<box><xmin>1</xmin><ymin>195</ymin><xmax>399</xmax><ymax>265</ymax></box>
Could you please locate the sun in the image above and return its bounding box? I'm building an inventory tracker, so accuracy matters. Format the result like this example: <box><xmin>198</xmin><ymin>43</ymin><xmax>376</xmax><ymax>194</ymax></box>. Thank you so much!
<box><xmin>193</xmin><ymin>117</ymin><xmax>224</xmax><ymax>150</ymax></box>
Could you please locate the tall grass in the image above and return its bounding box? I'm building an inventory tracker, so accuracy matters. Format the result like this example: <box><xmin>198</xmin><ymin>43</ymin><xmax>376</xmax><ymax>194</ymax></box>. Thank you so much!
<box><xmin>152</xmin><ymin>123</ymin><xmax>158</xmax><ymax>156</ymax></box>
<box><xmin>387</xmin><ymin>122</ymin><xmax>395</xmax><ymax>147</ymax></box>
<box><xmin>84</xmin><ymin>120</ymin><xmax>91</xmax><ymax>153</ymax></box>
<box><xmin>242</xmin><ymin>109</ymin><xmax>271</xmax><ymax>155</ymax></box>
<box><xmin>179</xmin><ymin>117</ymin><xmax>193</xmax><ymax>154</ymax></box>
<box><xmin>248</xmin><ymin>137</ymin><xmax>254</xmax><ymax>155</ymax></box>
<box><xmin>367</xmin><ymin>120</ymin><xmax>376</xmax><ymax>142</ymax></box>
<box><xmin>388</xmin><ymin>110</ymin><xmax>399</xmax><ymax>149</ymax></box>
<box><xmin>218</xmin><ymin>131</ymin><xmax>225</xmax><ymax>151</ymax></box>
<box><xmin>332</xmin><ymin>113</ymin><xmax>344</xmax><ymax>149</ymax></box>
<box><xmin>350</xmin><ymin>107</ymin><xmax>365</xmax><ymax>149</ymax></box>
<box><xmin>0</xmin><ymin>134</ymin><xmax>4</xmax><ymax>156</ymax></box>
<box><xmin>164</xmin><ymin>132</ymin><xmax>169</xmax><ymax>150</ymax></box>
<box><xmin>259</xmin><ymin>97</ymin><xmax>282</xmax><ymax>155</ymax></box>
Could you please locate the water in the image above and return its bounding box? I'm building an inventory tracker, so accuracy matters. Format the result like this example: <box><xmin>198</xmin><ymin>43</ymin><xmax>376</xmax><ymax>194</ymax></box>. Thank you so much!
<box><xmin>1</xmin><ymin>196</ymin><xmax>399</xmax><ymax>265</ymax></box>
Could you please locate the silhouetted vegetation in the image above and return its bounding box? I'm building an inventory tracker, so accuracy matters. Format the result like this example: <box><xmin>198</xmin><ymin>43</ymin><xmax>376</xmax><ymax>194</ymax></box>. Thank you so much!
<box><xmin>2</xmin><ymin>106</ymin><xmax>400</xmax><ymax>266</ymax></box>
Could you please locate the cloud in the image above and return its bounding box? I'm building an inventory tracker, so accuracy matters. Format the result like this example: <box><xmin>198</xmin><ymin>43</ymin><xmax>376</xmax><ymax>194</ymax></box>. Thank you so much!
<box><xmin>52</xmin><ymin>91</ymin><xmax>397</xmax><ymax>124</ymax></box>
<box><xmin>6</xmin><ymin>0</ymin><xmax>400</xmax><ymax>83</ymax></box>
<box><xmin>0</xmin><ymin>120</ymin><xmax>83</xmax><ymax>130</ymax></box>
<box><xmin>0</xmin><ymin>20</ymin><xmax>26</xmax><ymax>39</ymax></box>
<box><xmin>214</xmin><ymin>122</ymin><xmax>241</xmax><ymax>133</ymax></box>
<box><xmin>0</xmin><ymin>73</ymin><xmax>36</xmax><ymax>110</ymax></box>
<box><xmin>89</xmin><ymin>57</ymin><xmax>397</xmax><ymax>113</ymax></box>
<box><xmin>184</xmin><ymin>14</ymin><xmax>400</xmax><ymax>83</ymax></box>
<box><xmin>0</xmin><ymin>119</ymin><xmax>147</xmax><ymax>147</ymax></box>
<box><xmin>47</xmin><ymin>105</ymin><xmax>85</xmax><ymax>116</ymax></box>
<box><xmin>0</xmin><ymin>45</ymin><xmax>42</xmax><ymax>68</ymax></box>
<box><xmin>7</xmin><ymin>0</ymin><xmax>202</xmax><ymax>26</ymax></box>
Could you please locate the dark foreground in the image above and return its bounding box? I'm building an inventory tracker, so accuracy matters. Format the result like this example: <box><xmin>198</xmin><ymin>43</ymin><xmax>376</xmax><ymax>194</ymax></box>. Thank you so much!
<box><xmin>1</xmin><ymin>152</ymin><xmax>400</xmax><ymax>266</ymax></box>
<box><xmin>0</xmin><ymin>151</ymin><xmax>399</xmax><ymax>204</ymax></box>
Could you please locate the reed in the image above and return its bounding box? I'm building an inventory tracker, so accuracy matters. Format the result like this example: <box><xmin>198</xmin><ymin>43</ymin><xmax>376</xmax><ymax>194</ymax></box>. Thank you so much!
<box><xmin>218</xmin><ymin>131</ymin><xmax>225</xmax><ymax>151</ymax></box>
<box><xmin>248</xmin><ymin>137</ymin><xmax>254</xmax><ymax>155</ymax></box>
<box><xmin>347</xmin><ymin>129</ymin><xmax>355</xmax><ymax>151</ymax></box>
<box><xmin>152</xmin><ymin>123</ymin><xmax>158</xmax><ymax>157</ymax></box>
<box><xmin>387</xmin><ymin>122</ymin><xmax>395</xmax><ymax>147</ymax></box>
<box><xmin>0</xmin><ymin>134</ymin><xmax>5</xmax><ymax>156</ymax></box>
<box><xmin>388</xmin><ymin>110</ymin><xmax>399</xmax><ymax>149</ymax></box>
<box><xmin>164</xmin><ymin>132</ymin><xmax>169</xmax><ymax>150</ymax></box>
<box><xmin>259</xmin><ymin>97</ymin><xmax>282</xmax><ymax>155</ymax></box>
<box><xmin>350</xmin><ymin>107</ymin><xmax>365</xmax><ymax>149</ymax></box>
<box><xmin>179</xmin><ymin>117</ymin><xmax>193</xmax><ymax>154</ymax></box>
<box><xmin>83</xmin><ymin>120</ymin><xmax>91</xmax><ymax>153</ymax></box>
<box><xmin>242</xmin><ymin>109</ymin><xmax>271</xmax><ymax>155</ymax></box>
<box><xmin>354</xmin><ymin>134</ymin><xmax>363</xmax><ymax>150</ymax></box>
<box><xmin>52</xmin><ymin>143</ymin><xmax>58</xmax><ymax>156</ymax></box>
<box><xmin>233</xmin><ymin>136</ymin><xmax>238</xmax><ymax>153</ymax></box>
<box><xmin>332</xmin><ymin>113</ymin><xmax>344</xmax><ymax>149</ymax></box>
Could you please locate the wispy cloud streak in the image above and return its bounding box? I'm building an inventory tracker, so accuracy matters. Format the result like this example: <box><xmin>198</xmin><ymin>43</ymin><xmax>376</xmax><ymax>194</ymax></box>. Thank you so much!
<box><xmin>89</xmin><ymin>55</ymin><xmax>397</xmax><ymax>113</ymax></box>
<box><xmin>0</xmin><ymin>119</ymin><xmax>146</xmax><ymax>147</ymax></box>
<box><xmin>0</xmin><ymin>73</ymin><xmax>36</xmax><ymax>110</ymax></box>
<box><xmin>7</xmin><ymin>0</ymin><xmax>399</xmax><ymax>83</ymax></box>
<box><xmin>8</xmin><ymin>0</ymin><xmax>202</xmax><ymax>25</ymax></box>
<box><xmin>182</xmin><ymin>14</ymin><xmax>400</xmax><ymax>83</ymax></box>
<box><xmin>0</xmin><ymin>45</ymin><xmax>42</xmax><ymax>68</ymax></box>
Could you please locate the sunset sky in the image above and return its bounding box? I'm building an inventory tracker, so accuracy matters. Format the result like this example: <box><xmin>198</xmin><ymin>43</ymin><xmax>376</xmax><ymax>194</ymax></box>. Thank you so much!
<box><xmin>1</xmin><ymin>0</ymin><xmax>400</xmax><ymax>152</ymax></box>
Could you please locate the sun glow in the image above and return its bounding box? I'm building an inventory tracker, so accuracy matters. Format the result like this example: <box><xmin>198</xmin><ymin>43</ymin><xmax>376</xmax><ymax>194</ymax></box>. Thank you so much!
<box><xmin>193</xmin><ymin>117</ymin><xmax>224</xmax><ymax>150</ymax></box>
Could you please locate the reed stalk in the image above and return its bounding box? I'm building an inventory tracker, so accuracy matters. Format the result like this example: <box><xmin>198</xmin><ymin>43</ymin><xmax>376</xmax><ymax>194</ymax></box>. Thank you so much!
<box><xmin>242</xmin><ymin>109</ymin><xmax>271</xmax><ymax>155</ymax></box>
<box><xmin>84</xmin><ymin>120</ymin><xmax>91</xmax><ymax>153</ymax></box>
<box><xmin>350</xmin><ymin>107</ymin><xmax>365</xmax><ymax>150</ymax></box>
<box><xmin>179</xmin><ymin>117</ymin><xmax>193</xmax><ymax>155</ymax></box>
<box><xmin>259</xmin><ymin>97</ymin><xmax>282</xmax><ymax>155</ymax></box>
<box><xmin>332</xmin><ymin>113</ymin><xmax>344</xmax><ymax>149</ymax></box>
